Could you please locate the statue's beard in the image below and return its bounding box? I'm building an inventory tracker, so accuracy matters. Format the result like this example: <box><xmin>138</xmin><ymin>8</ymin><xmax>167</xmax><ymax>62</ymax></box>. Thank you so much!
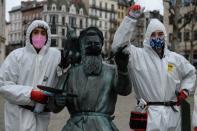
<box><xmin>82</xmin><ymin>55</ymin><xmax>102</xmax><ymax>76</ymax></box>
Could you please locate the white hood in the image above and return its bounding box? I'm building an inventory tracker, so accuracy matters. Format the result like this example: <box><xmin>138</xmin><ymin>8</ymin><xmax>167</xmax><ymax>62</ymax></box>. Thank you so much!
<box><xmin>143</xmin><ymin>19</ymin><xmax>168</xmax><ymax>49</ymax></box>
<box><xmin>25</xmin><ymin>20</ymin><xmax>51</xmax><ymax>53</ymax></box>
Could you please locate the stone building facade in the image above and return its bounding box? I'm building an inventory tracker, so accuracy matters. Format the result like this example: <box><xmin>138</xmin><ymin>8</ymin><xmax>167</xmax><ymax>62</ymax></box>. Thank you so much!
<box><xmin>0</xmin><ymin>0</ymin><xmax>6</xmax><ymax>62</ymax></box>
<box><xmin>42</xmin><ymin>0</ymin><xmax>88</xmax><ymax>49</ymax></box>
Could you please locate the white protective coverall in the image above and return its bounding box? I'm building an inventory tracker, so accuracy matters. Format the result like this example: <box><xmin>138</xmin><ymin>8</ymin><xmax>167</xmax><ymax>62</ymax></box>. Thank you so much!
<box><xmin>0</xmin><ymin>20</ymin><xmax>61</xmax><ymax>131</ymax></box>
<box><xmin>112</xmin><ymin>17</ymin><xmax>196</xmax><ymax>131</ymax></box>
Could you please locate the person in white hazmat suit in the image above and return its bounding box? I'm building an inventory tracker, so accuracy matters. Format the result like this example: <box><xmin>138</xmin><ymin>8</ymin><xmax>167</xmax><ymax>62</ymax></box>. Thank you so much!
<box><xmin>112</xmin><ymin>4</ymin><xmax>196</xmax><ymax>131</ymax></box>
<box><xmin>0</xmin><ymin>20</ymin><xmax>61</xmax><ymax>131</ymax></box>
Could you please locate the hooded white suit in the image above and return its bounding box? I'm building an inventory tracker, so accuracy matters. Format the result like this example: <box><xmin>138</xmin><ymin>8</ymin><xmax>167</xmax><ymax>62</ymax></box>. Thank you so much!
<box><xmin>112</xmin><ymin>17</ymin><xmax>196</xmax><ymax>131</ymax></box>
<box><xmin>0</xmin><ymin>20</ymin><xmax>61</xmax><ymax>131</ymax></box>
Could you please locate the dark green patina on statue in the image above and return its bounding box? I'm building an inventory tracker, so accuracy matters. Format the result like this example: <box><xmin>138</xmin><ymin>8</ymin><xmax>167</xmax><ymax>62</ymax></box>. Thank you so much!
<box><xmin>49</xmin><ymin>27</ymin><xmax>131</xmax><ymax>131</ymax></box>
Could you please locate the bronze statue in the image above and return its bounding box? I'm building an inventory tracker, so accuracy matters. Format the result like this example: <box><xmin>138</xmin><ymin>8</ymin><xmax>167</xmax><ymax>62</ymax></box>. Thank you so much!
<box><xmin>48</xmin><ymin>27</ymin><xmax>132</xmax><ymax>131</ymax></box>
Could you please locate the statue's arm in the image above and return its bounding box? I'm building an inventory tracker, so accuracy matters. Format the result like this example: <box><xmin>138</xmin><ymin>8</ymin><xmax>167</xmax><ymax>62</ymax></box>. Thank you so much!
<box><xmin>113</xmin><ymin>51</ymin><xmax>132</xmax><ymax>96</ymax></box>
<box><xmin>112</xmin><ymin>64</ymin><xmax>132</xmax><ymax>96</ymax></box>
<box><xmin>47</xmin><ymin>94</ymin><xmax>66</xmax><ymax>113</ymax></box>
<box><xmin>47</xmin><ymin>72</ymin><xmax>69</xmax><ymax>113</ymax></box>
<box><xmin>114</xmin><ymin>69</ymin><xmax>132</xmax><ymax>96</ymax></box>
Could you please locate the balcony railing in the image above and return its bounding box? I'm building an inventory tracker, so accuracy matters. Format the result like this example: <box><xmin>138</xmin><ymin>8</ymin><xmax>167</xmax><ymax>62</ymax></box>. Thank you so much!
<box><xmin>90</xmin><ymin>5</ymin><xmax>116</xmax><ymax>13</ymax></box>
<box><xmin>109</xmin><ymin>18</ymin><xmax>117</xmax><ymax>24</ymax></box>
<box><xmin>89</xmin><ymin>15</ymin><xmax>99</xmax><ymax>20</ymax></box>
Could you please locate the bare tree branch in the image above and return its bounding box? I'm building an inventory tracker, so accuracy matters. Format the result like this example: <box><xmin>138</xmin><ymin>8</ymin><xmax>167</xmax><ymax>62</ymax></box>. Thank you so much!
<box><xmin>179</xmin><ymin>4</ymin><xmax>197</xmax><ymax>30</ymax></box>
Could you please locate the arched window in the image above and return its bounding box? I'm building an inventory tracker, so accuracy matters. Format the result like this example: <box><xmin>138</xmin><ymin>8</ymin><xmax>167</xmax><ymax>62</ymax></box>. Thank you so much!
<box><xmin>92</xmin><ymin>0</ymin><xmax>96</xmax><ymax>6</ymax></box>
<box><xmin>69</xmin><ymin>4</ymin><xmax>76</xmax><ymax>14</ymax></box>
<box><xmin>52</xmin><ymin>4</ymin><xmax>56</xmax><ymax>11</ymax></box>
<box><xmin>44</xmin><ymin>5</ymin><xmax>47</xmax><ymax>11</ymax></box>
<box><xmin>62</xmin><ymin>5</ymin><xmax>66</xmax><ymax>11</ymax></box>
<box><xmin>79</xmin><ymin>8</ymin><xmax>84</xmax><ymax>15</ymax></box>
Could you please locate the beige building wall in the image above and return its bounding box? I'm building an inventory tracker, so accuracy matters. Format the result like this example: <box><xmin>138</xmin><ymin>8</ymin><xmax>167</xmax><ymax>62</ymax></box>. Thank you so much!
<box><xmin>87</xmin><ymin>0</ymin><xmax>118</xmax><ymax>56</ymax></box>
<box><xmin>117</xmin><ymin>2</ymin><xmax>128</xmax><ymax>26</ymax></box>
<box><xmin>43</xmin><ymin>0</ymin><xmax>87</xmax><ymax>49</ymax></box>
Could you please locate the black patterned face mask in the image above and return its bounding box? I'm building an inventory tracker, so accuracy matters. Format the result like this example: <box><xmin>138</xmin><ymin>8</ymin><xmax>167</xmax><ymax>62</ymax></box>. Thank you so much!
<box><xmin>150</xmin><ymin>37</ymin><xmax>165</xmax><ymax>48</ymax></box>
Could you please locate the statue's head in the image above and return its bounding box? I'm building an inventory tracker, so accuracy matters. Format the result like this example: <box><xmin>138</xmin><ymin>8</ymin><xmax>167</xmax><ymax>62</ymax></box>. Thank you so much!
<box><xmin>78</xmin><ymin>27</ymin><xmax>104</xmax><ymax>76</ymax></box>
<box><xmin>79</xmin><ymin>27</ymin><xmax>103</xmax><ymax>56</ymax></box>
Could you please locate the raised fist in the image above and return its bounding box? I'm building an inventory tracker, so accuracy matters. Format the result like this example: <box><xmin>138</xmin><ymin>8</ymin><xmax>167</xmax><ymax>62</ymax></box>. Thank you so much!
<box><xmin>115</xmin><ymin>50</ymin><xmax>129</xmax><ymax>73</ymax></box>
<box><xmin>128</xmin><ymin>4</ymin><xmax>143</xmax><ymax>19</ymax></box>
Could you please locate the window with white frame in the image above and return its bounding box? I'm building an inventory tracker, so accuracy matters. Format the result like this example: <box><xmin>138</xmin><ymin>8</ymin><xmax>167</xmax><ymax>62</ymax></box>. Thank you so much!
<box><xmin>105</xmin><ymin>12</ymin><xmax>107</xmax><ymax>18</ymax></box>
<box><xmin>99</xmin><ymin>21</ymin><xmax>102</xmax><ymax>28</ymax></box>
<box><xmin>52</xmin><ymin>4</ymin><xmax>56</xmax><ymax>11</ymax></box>
<box><xmin>69</xmin><ymin>16</ymin><xmax>76</xmax><ymax>27</ymax></box>
<box><xmin>92</xmin><ymin>0</ymin><xmax>96</xmax><ymax>6</ymax></box>
<box><xmin>44</xmin><ymin>15</ymin><xmax>47</xmax><ymax>21</ymax></box>
<box><xmin>79</xmin><ymin>8</ymin><xmax>84</xmax><ymax>15</ymax></box>
<box><xmin>80</xmin><ymin>19</ymin><xmax>83</xmax><ymax>28</ymax></box>
<box><xmin>62</xmin><ymin>28</ymin><xmax>65</xmax><ymax>36</ymax></box>
<box><xmin>105</xmin><ymin>22</ymin><xmax>107</xmax><ymax>28</ymax></box>
<box><xmin>69</xmin><ymin>4</ymin><xmax>76</xmax><ymax>14</ymax></box>
<box><xmin>44</xmin><ymin>5</ymin><xmax>47</xmax><ymax>11</ymax></box>
<box><xmin>10</xmin><ymin>34</ymin><xmax>12</xmax><ymax>42</ymax></box>
<box><xmin>105</xmin><ymin>3</ymin><xmax>107</xmax><ymax>9</ymax></box>
<box><xmin>62</xmin><ymin>16</ymin><xmax>65</xmax><ymax>25</ymax></box>
<box><xmin>62</xmin><ymin>5</ymin><xmax>66</xmax><ymax>11</ymax></box>
<box><xmin>16</xmin><ymin>34</ymin><xmax>18</xmax><ymax>41</ymax></box>
<box><xmin>99</xmin><ymin>10</ymin><xmax>102</xmax><ymax>17</ymax></box>
<box><xmin>193</xmin><ymin>30</ymin><xmax>197</xmax><ymax>41</ymax></box>
<box><xmin>14</xmin><ymin>34</ymin><xmax>16</xmax><ymax>42</ymax></box>
<box><xmin>100</xmin><ymin>2</ymin><xmax>102</xmax><ymax>8</ymax></box>
<box><xmin>111</xmin><ymin>4</ymin><xmax>114</xmax><ymax>11</ymax></box>
<box><xmin>36</xmin><ymin>13</ymin><xmax>39</xmax><ymax>18</ymax></box>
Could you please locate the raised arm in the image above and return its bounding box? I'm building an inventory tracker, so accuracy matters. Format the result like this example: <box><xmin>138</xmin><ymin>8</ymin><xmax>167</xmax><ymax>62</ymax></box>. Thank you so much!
<box><xmin>112</xmin><ymin>4</ymin><xmax>143</xmax><ymax>53</ymax></box>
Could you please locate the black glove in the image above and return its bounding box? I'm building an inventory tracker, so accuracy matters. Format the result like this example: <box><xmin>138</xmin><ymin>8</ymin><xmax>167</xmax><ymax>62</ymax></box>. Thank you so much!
<box><xmin>54</xmin><ymin>94</ymin><xmax>67</xmax><ymax>107</ymax></box>
<box><xmin>70</xmin><ymin>51</ymin><xmax>81</xmax><ymax>65</ymax></box>
<box><xmin>115</xmin><ymin>51</ymin><xmax>129</xmax><ymax>73</ymax></box>
<box><xmin>59</xmin><ymin>49</ymin><xmax>71</xmax><ymax>69</ymax></box>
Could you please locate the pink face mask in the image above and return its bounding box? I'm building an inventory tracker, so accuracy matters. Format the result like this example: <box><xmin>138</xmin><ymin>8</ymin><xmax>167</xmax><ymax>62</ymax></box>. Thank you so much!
<box><xmin>32</xmin><ymin>35</ymin><xmax>47</xmax><ymax>49</ymax></box>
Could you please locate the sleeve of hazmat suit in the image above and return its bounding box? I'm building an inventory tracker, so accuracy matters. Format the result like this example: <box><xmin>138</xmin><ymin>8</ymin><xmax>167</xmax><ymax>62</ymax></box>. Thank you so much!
<box><xmin>112</xmin><ymin>16</ymin><xmax>137</xmax><ymax>53</ymax></box>
<box><xmin>0</xmin><ymin>50</ymin><xmax>32</xmax><ymax>105</ymax></box>
<box><xmin>176</xmin><ymin>54</ymin><xmax>196</xmax><ymax>92</ymax></box>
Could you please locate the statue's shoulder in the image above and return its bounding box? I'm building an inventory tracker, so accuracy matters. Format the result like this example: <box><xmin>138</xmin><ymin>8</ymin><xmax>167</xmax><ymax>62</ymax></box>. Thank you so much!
<box><xmin>102</xmin><ymin>62</ymin><xmax>116</xmax><ymax>71</ymax></box>
<box><xmin>68</xmin><ymin>64</ymin><xmax>83</xmax><ymax>73</ymax></box>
